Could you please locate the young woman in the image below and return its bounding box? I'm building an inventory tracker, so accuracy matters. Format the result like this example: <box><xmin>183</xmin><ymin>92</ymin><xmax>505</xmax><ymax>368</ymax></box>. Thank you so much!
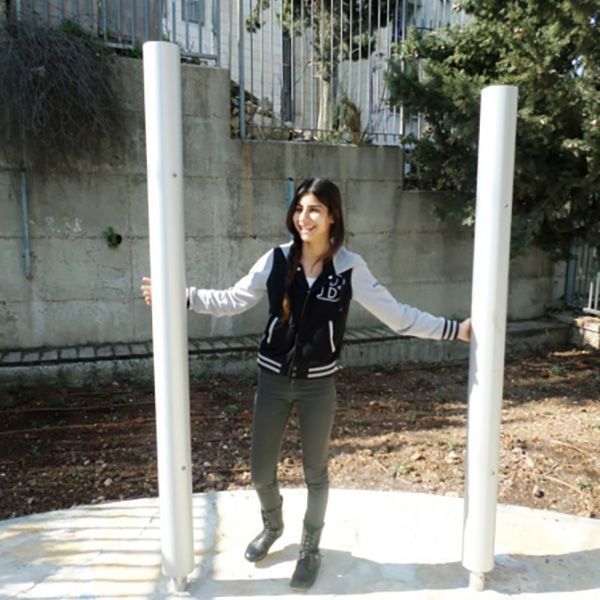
<box><xmin>141</xmin><ymin>177</ymin><xmax>471</xmax><ymax>589</ymax></box>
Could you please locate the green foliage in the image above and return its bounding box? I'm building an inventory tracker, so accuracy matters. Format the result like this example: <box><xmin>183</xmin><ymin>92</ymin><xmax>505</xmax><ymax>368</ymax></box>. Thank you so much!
<box><xmin>223</xmin><ymin>403</ymin><xmax>240</xmax><ymax>416</ymax></box>
<box><xmin>103</xmin><ymin>227</ymin><xmax>123</xmax><ymax>249</ymax></box>
<box><xmin>27</xmin><ymin>445</ymin><xmax>41</xmax><ymax>460</ymax></box>
<box><xmin>386</xmin><ymin>1</ymin><xmax>600</xmax><ymax>258</ymax></box>
<box><xmin>246</xmin><ymin>0</ymin><xmax>396</xmax><ymax>79</ymax></box>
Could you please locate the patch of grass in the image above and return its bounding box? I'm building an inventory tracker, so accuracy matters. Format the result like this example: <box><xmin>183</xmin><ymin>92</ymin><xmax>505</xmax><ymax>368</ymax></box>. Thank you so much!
<box><xmin>440</xmin><ymin>439</ymin><xmax>461</xmax><ymax>449</ymax></box>
<box><xmin>0</xmin><ymin>395</ymin><xmax>17</xmax><ymax>410</ymax></box>
<box><xmin>236</xmin><ymin>371</ymin><xmax>256</xmax><ymax>387</ymax></box>
<box><xmin>27</xmin><ymin>445</ymin><xmax>41</xmax><ymax>460</ymax></box>
<box><xmin>48</xmin><ymin>396</ymin><xmax>68</xmax><ymax>408</ymax></box>
<box><xmin>578</xmin><ymin>481</ymin><xmax>593</xmax><ymax>492</ymax></box>
<box><xmin>214</xmin><ymin>388</ymin><xmax>232</xmax><ymax>401</ymax></box>
<box><xmin>223</xmin><ymin>403</ymin><xmax>239</xmax><ymax>416</ymax></box>
<box><xmin>390</xmin><ymin>463</ymin><xmax>407</xmax><ymax>478</ymax></box>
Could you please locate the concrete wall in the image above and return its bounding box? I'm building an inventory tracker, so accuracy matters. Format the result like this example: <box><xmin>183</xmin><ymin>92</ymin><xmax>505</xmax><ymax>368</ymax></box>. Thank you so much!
<box><xmin>0</xmin><ymin>57</ymin><xmax>559</xmax><ymax>352</ymax></box>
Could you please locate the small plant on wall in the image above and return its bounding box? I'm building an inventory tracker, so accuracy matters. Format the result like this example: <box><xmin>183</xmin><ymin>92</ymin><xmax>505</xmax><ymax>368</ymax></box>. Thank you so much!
<box><xmin>0</xmin><ymin>18</ymin><xmax>122</xmax><ymax>169</ymax></box>
<box><xmin>103</xmin><ymin>227</ymin><xmax>123</xmax><ymax>249</ymax></box>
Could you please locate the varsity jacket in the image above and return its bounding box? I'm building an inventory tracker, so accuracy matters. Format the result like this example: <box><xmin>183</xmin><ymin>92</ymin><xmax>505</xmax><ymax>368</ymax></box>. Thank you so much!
<box><xmin>188</xmin><ymin>242</ymin><xmax>460</xmax><ymax>379</ymax></box>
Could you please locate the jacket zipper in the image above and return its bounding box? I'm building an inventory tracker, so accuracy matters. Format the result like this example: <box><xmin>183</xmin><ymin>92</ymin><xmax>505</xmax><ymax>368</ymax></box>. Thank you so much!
<box><xmin>288</xmin><ymin>287</ymin><xmax>312</xmax><ymax>379</ymax></box>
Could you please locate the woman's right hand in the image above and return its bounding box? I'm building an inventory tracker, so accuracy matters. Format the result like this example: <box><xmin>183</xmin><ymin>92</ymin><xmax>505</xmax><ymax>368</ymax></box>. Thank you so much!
<box><xmin>141</xmin><ymin>276</ymin><xmax>152</xmax><ymax>306</ymax></box>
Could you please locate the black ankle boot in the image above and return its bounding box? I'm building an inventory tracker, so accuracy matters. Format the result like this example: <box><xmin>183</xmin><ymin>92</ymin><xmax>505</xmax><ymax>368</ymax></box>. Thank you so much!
<box><xmin>244</xmin><ymin>499</ymin><xmax>284</xmax><ymax>562</ymax></box>
<box><xmin>290</xmin><ymin>523</ymin><xmax>323</xmax><ymax>589</ymax></box>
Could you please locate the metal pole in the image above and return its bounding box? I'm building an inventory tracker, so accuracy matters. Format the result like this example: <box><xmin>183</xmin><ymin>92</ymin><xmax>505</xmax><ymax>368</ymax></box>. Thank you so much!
<box><xmin>358</xmin><ymin>0</ymin><xmax>362</xmax><ymax>111</ymax></box>
<box><xmin>330</xmin><ymin>0</ymin><xmax>334</xmax><ymax>127</ymax></box>
<box><xmin>228</xmin><ymin>0</ymin><xmax>233</xmax><ymax>72</ymax></box>
<box><xmin>291</xmin><ymin>0</ymin><xmax>296</xmax><ymax>120</ymax></box>
<box><xmin>367</xmin><ymin>0</ymin><xmax>372</xmax><ymax>134</ymax></box>
<box><xmin>260</xmin><ymin>0</ymin><xmax>264</xmax><ymax>129</ymax></box>
<box><xmin>185</xmin><ymin>0</ymin><xmax>190</xmax><ymax>52</ymax></box>
<box><xmin>198</xmin><ymin>0</ymin><xmax>203</xmax><ymax>58</ymax></box>
<box><xmin>348</xmin><ymin>0</ymin><xmax>353</xmax><ymax>101</ymax></box>
<box><xmin>132</xmin><ymin>0</ymin><xmax>137</xmax><ymax>49</ymax></box>
<box><xmin>301</xmin><ymin>0</ymin><xmax>305</xmax><ymax>127</ymax></box>
<box><xmin>310</xmin><ymin>0</ymin><xmax>315</xmax><ymax>132</ymax></box>
<box><xmin>338</xmin><ymin>0</ymin><xmax>343</xmax><ymax>105</ymax></box>
<box><xmin>249</xmin><ymin>0</ymin><xmax>254</xmax><ymax>124</ymax></box>
<box><xmin>20</xmin><ymin>171</ymin><xmax>32</xmax><ymax>279</ymax></box>
<box><xmin>171</xmin><ymin>0</ymin><xmax>177</xmax><ymax>42</ymax></box>
<box><xmin>271</xmin><ymin>0</ymin><xmax>275</xmax><ymax>122</ymax></box>
<box><xmin>142</xmin><ymin>41</ymin><xmax>195</xmax><ymax>593</ymax></box>
<box><xmin>215</xmin><ymin>0</ymin><xmax>221</xmax><ymax>66</ymax></box>
<box><xmin>462</xmin><ymin>85</ymin><xmax>518</xmax><ymax>592</ymax></box>
<box><xmin>319</xmin><ymin>0</ymin><xmax>323</xmax><ymax>133</ymax></box>
<box><xmin>238</xmin><ymin>0</ymin><xmax>246</xmax><ymax>138</ymax></box>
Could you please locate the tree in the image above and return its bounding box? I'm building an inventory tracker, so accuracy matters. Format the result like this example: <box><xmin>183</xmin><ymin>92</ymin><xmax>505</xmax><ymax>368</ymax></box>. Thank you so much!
<box><xmin>247</xmin><ymin>0</ymin><xmax>401</xmax><ymax>132</ymax></box>
<box><xmin>386</xmin><ymin>0</ymin><xmax>600</xmax><ymax>258</ymax></box>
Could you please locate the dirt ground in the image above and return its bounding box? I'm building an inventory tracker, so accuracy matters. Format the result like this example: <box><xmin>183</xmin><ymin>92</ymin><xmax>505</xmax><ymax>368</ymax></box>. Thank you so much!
<box><xmin>0</xmin><ymin>346</ymin><xmax>598</xmax><ymax>522</ymax></box>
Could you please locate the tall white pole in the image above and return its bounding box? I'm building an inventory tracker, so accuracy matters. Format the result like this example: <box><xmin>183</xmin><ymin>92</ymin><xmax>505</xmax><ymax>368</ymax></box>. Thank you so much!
<box><xmin>462</xmin><ymin>85</ymin><xmax>518</xmax><ymax>591</ymax></box>
<box><xmin>143</xmin><ymin>41</ymin><xmax>194</xmax><ymax>592</ymax></box>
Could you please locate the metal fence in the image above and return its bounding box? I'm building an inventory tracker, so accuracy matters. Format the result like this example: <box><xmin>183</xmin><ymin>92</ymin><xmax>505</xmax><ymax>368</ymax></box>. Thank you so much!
<box><xmin>232</xmin><ymin>0</ymin><xmax>466</xmax><ymax>144</ymax></box>
<box><xmin>566</xmin><ymin>245</ymin><xmax>600</xmax><ymax>315</ymax></box>
<box><xmin>11</xmin><ymin>1</ymin><xmax>463</xmax><ymax>143</ymax></box>
<box><xmin>11</xmin><ymin>0</ymin><xmax>221</xmax><ymax>62</ymax></box>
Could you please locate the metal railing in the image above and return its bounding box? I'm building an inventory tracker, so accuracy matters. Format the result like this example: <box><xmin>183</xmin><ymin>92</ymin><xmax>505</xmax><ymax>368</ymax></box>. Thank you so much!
<box><xmin>11</xmin><ymin>0</ymin><xmax>221</xmax><ymax>63</ymax></box>
<box><xmin>231</xmin><ymin>0</ymin><xmax>466</xmax><ymax>144</ymax></box>
<box><xmin>11</xmin><ymin>1</ymin><xmax>464</xmax><ymax>145</ymax></box>
<box><xmin>565</xmin><ymin>244</ymin><xmax>600</xmax><ymax>315</ymax></box>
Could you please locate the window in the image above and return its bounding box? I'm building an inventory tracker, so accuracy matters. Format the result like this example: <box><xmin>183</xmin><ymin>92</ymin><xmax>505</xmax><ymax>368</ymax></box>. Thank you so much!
<box><xmin>181</xmin><ymin>0</ymin><xmax>204</xmax><ymax>25</ymax></box>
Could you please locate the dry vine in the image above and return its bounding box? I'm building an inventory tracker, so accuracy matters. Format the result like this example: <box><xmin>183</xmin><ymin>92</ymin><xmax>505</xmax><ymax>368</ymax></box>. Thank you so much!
<box><xmin>0</xmin><ymin>18</ymin><xmax>121</xmax><ymax>168</ymax></box>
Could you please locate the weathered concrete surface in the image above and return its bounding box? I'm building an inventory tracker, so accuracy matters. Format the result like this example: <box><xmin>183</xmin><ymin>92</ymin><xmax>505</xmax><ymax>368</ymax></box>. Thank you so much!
<box><xmin>571</xmin><ymin>316</ymin><xmax>600</xmax><ymax>350</ymax></box>
<box><xmin>0</xmin><ymin>58</ymin><xmax>563</xmax><ymax>350</ymax></box>
<box><xmin>1</xmin><ymin>489</ymin><xmax>598</xmax><ymax>599</ymax></box>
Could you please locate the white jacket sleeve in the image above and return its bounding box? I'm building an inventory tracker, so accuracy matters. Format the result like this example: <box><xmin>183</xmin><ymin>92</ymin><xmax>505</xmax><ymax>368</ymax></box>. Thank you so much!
<box><xmin>351</xmin><ymin>261</ymin><xmax>459</xmax><ymax>340</ymax></box>
<box><xmin>187</xmin><ymin>249</ymin><xmax>273</xmax><ymax>317</ymax></box>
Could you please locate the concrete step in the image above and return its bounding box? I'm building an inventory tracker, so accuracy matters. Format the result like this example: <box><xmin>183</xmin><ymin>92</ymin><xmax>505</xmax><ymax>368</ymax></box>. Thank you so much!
<box><xmin>0</xmin><ymin>319</ymin><xmax>571</xmax><ymax>386</ymax></box>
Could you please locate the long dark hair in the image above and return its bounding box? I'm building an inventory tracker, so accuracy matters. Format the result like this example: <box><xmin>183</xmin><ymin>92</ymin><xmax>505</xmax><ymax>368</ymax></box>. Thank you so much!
<box><xmin>281</xmin><ymin>178</ymin><xmax>345</xmax><ymax>322</ymax></box>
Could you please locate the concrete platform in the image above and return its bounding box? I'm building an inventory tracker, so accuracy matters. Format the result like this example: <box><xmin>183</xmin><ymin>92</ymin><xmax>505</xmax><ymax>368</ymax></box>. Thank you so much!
<box><xmin>1</xmin><ymin>489</ymin><xmax>599</xmax><ymax>599</ymax></box>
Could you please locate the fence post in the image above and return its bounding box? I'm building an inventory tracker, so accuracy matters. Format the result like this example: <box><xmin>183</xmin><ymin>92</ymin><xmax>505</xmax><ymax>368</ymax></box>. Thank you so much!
<box><xmin>237</xmin><ymin>0</ymin><xmax>246</xmax><ymax>138</ymax></box>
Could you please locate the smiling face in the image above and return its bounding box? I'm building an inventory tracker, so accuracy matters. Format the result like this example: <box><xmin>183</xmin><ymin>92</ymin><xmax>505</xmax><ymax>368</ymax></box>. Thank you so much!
<box><xmin>292</xmin><ymin>193</ymin><xmax>334</xmax><ymax>247</ymax></box>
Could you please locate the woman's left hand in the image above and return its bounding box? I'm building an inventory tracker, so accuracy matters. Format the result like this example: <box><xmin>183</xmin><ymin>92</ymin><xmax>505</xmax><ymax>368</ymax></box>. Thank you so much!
<box><xmin>457</xmin><ymin>318</ymin><xmax>471</xmax><ymax>342</ymax></box>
